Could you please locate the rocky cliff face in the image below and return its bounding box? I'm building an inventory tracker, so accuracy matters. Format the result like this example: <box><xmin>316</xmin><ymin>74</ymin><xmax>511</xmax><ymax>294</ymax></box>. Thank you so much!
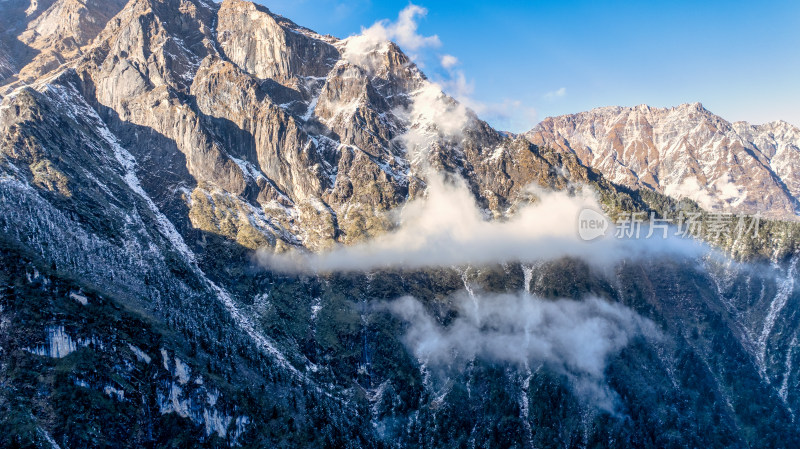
<box><xmin>0</xmin><ymin>0</ymin><xmax>129</xmax><ymax>85</ymax></box>
<box><xmin>1</xmin><ymin>0</ymin><xmax>576</xmax><ymax>252</ymax></box>
<box><xmin>527</xmin><ymin>103</ymin><xmax>800</xmax><ymax>220</ymax></box>
<box><xmin>2</xmin><ymin>1</ymin><xmax>800</xmax><ymax>448</ymax></box>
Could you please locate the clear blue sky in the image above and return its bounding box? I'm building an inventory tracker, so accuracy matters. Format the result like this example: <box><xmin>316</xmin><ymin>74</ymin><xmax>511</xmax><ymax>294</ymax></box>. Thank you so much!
<box><xmin>258</xmin><ymin>0</ymin><xmax>800</xmax><ymax>132</ymax></box>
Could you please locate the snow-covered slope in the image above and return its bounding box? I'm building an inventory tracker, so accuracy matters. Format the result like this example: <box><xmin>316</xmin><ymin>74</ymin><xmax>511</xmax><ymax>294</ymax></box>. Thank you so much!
<box><xmin>527</xmin><ymin>103</ymin><xmax>800</xmax><ymax>219</ymax></box>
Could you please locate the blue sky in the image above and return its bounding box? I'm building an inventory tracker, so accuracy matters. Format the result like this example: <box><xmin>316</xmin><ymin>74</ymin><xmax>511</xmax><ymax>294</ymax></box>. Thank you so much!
<box><xmin>258</xmin><ymin>0</ymin><xmax>800</xmax><ymax>132</ymax></box>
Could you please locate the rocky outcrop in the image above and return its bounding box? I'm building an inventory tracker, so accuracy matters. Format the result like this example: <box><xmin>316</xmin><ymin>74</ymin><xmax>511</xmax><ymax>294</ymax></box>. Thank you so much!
<box><xmin>527</xmin><ymin>103</ymin><xmax>800</xmax><ymax>219</ymax></box>
<box><xmin>0</xmin><ymin>0</ymin><xmax>584</xmax><ymax>251</ymax></box>
<box><xmin>0</xmin><ymin>0</ymin><xmax>128</xmax><ymax>85</ymax></box>
<box><xmin>216</xmin><ymin>0</ymin><xmax>339</xmax><ymax>90</ymax></box>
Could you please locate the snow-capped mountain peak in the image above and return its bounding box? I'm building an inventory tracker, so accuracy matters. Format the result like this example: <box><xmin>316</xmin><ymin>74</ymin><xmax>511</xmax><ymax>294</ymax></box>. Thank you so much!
<box><xmin>527</xmin><ymin>103</ymin><xmax>800</xmax><ymax>219</ymax></box>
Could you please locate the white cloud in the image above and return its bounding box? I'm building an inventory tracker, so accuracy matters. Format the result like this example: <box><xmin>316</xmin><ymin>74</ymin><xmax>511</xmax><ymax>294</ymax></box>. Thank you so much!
<box><xmin>456</xmin><ymin>95</ymin><xmax>539</xmax><ymax>133</ymax></box>
<box><xmin>431</xmin><ymin>65</ymin><xmax>538</xmax><ymax>132</ymax></box>
<box><xmin>341</xmin><ymin>4</ymin><xmax>538</xmax><ymax>133</ymax></box>
<box><xmin>544</xmin><ymin>87</ymin><xmax>567</xmax><ymax>100</ymax></box>
<box><xmin>371</xmin><ymin>78</ymin><xmax>473</xmax><ymax>164</ymax></box>
<box><xmin>440</xmin><ymin>54</ymin><xmax>459</xmax><ymax>69</ymax></box>
<box><xmin>342</xmin><ymin>4</ymin><xmax>440</xmax><ymax>65</ymax></box>
<box><xmin>665</xmin><ymin>177</ymin><xmax>711</xmax><ymax>209</ymax></box>
<box><xmin>258</xmin><ymin>173</ymin><xmax>705</xmax><ymax>273</ymax></box>
<box><xmin>388</xmin><ymin>291</ymin><xmax>659</xmax><ymax>412</ymax></box>
<box><xmin>337</xmin><ymin>6</ymin><xmax>474</xmax><ymax>151</ymax></box>
<box><xmin>664</xmin><ymin>175</ymin><xmax>744</xmax><ymax>211</ymax></box>
<box><xmin>390</xmin><ymin>5</ymin><xmax>441</xmax><ymax>51</ymax></box>
<box><xmin>400</xmin><ymin>81</ymin><xmax>472</xmax><ymax>153</ymax></box>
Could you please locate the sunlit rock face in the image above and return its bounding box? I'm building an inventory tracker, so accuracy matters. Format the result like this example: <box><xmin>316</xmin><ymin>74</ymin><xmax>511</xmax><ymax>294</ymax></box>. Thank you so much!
<box><xmin>527</xmin><ymin>103</ymin><xmax>800</xmax><ymax>219</ymax></box>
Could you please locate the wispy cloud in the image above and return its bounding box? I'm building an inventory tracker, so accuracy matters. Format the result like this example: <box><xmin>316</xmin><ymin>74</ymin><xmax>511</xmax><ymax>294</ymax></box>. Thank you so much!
<box><xmin>387</xmin><ymin>4</ymin><xmax>441</xmax><ymax>50</ymax></box>
<box><xmin>258</xmin><ymin>173</ymin><xmax>705</xmax><ymax>273</ymax></box>
<box><xmin>341</xmin><ymin>4</ymin><xmax>538</xmax><ymax>132</ymax></box>
<box><xmin>435</xmin><ymin>59</ymin><xmax>537</xmax><ymax>132</ymax></box>
<box><xmin>342</xmin><ymin>4</ymin><xmax>440</xmax><ymax>64</ymax></box>
<box><xmin>664</xmin><ymin>175</ymin><xmax>745</xmax><ymax>211</ymax></box>
<box><xmin>544</xmin><ymin>87</ymin><xmax>567</xmax><ymax>100</ymax></box>
<box><xmin>439</xmin><ymin>54</ymin><xmax>459</xmax><ymax>69</ymax></box>
<box><xmin>388</xmin><ymin>291</ymin><xmax>660</xmax><ymax>412</ymax></box>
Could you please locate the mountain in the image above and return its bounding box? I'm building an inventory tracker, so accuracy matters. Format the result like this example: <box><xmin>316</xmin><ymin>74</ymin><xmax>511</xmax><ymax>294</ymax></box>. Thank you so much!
<box><xmin>1</xmin><ymin>0</ymin><xmax>590</xmax><ymax>253</ymax></box>
<box><xmin>2</xmin><ymin>0</ymin><xmax>800</xmax><ymax>448</ymax></box>
<box><xmin>526</xmin><ymin>103</ymin><xmax>800</xmax><ymax>220</ymax></box>
<box><xmin>0</xmin><ymin>0</ymin><xmax>129</xmax><ymax>85</ymax></box>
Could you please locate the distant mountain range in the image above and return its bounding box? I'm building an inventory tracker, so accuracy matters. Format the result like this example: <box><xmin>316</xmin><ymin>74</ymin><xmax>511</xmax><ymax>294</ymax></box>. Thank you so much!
<box><xmin>527</xmin><ymin>103</ymin><xmax>800</xmax><ymax>220</ymax></box>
